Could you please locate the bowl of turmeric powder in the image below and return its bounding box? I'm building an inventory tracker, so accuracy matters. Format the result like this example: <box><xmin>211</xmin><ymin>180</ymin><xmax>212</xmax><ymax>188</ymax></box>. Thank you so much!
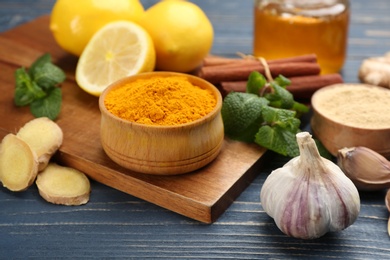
<box><xmin>99</xmin><ymin>72</ymin><xmax>224</xmax><ymax>175</ymax></box>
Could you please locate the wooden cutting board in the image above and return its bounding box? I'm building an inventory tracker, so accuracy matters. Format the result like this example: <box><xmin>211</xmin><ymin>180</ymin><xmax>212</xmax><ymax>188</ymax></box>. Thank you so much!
<box><xmin>0</xmin><ymin>16</ymin><xmax>267</xmax><ymax>223</ymax></box>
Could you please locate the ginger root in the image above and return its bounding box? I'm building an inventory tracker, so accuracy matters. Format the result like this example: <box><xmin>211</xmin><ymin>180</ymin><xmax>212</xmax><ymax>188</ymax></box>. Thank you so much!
<box><xmin>17</xmin><ymin>117</ymin><xmax>63</xmax><ymax>171</ymax></box>
<box><xmin>359</xmin><ymin>52</ymin><xmax>390</xmax><ymax>88</ymax></box>
<box><xmin>36</xmin><ymin>163</ymin><xmax>90</xmax><ymax>206</ymax></box>
<box><xmin>0</xmin><ymin>134</ymin><xmax>39</xmax><ymax>191</ymax></box>
<box><xmin>0</xmin><ymin>118</ymin><xmax>91</xmax><ymax>206</ymax></box>
<box><xmin>0</xmin><ymin>117</ymin><xmax>62</xmax><ymax>192</ymax></box>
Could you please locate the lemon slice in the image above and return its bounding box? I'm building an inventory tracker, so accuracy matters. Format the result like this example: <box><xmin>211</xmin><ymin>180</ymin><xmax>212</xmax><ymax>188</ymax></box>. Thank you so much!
<box><xmin>75</xmin><ymin>20</ymin><xmax>155</xmax><ymax>96</ymax></box>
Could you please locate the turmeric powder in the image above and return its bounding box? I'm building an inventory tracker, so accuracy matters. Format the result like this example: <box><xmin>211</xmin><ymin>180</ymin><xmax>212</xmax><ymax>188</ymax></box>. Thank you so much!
<box><xmin>104</xmin><ymin>76</ymin><xmax>217</xmax><ymax>126</ymax></box>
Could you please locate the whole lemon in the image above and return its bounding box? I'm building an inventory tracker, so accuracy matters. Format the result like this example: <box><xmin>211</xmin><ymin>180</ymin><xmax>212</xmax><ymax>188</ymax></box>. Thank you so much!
<box><xmin>50</xmin><ymin>0</ymin><xmax>144</xmax><ymax>56</ymax></box>
<box><xmin>140</xmin><ymin>1</ymin><xmax>214</xmax><ymax>72</ymax></box>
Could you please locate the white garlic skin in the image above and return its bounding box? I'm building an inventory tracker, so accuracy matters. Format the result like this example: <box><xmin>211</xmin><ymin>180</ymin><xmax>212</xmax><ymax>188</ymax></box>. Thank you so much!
<box><xmin>260</xmin><ymin>132</ymin><xmax>360</xmax><ymax>239</ymax></box>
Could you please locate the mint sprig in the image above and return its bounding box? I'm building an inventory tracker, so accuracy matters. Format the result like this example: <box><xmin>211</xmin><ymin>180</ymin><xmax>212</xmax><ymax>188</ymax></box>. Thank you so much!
<box><xmin>221</xmin><ymin>92</ymin><xmax>269</xmax><ymax>142</ymax></box>
<box><xmin>14</xmin><ymin>53</ymin><xmax>65</xmax><ymax>120</ymax></box>
<box><xmin>255</xmin><ymin>106</ymin><xmax>301</xmax><ymax>157</ymax></box>
<box><xmin>221</xmin><ymin>71</ymin><xmax>310</xmax><ymax>157</ymax></box>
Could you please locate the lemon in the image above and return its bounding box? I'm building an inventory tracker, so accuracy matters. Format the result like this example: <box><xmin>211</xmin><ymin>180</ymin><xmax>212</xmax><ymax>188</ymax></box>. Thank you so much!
<box><xmin>75</xmin><ymin>21</ymin><xmax>155</xmax><ymax>96</ymax></box>
<box><xmin>50</xmin><ymin>0</ymin><xmax>144</xmax><ymax>56</ymax></box>
<box><xmin>139</xmin><ymin>1</ymin><xmax>214</xmax><ymax>72</ymax></box>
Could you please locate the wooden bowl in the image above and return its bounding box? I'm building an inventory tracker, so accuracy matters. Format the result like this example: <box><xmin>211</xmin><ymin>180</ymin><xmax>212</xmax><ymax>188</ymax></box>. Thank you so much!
<box><xmin>311</xmin><ymin>83</ymin><xmax>390</xmax><ymax>157</ymax></box>
<box><xmin>99</xmin><ymin>72</ymin><xmax>224</xmax><ymax>175</ymax></box>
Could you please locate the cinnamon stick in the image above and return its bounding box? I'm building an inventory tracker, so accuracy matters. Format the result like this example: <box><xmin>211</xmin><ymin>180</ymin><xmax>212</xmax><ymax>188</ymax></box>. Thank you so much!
<box><xmin>202</xmin><ymin>53</ymin><xmax>318</xmax><ymax>67</ymax></box>
<box><xmin>219</xmin><ymin>74</ymin><xmax>343</xmax><ymax>99</ymax></box>
<box><xmin>198</xmin><ymin>62</ymin><xmax>321</xmax><ymax>84</ymax></box>
<box><xmin>287</xmin><ymin>74</ymin><xmax>343</xmax><ymax>98</ymax></box>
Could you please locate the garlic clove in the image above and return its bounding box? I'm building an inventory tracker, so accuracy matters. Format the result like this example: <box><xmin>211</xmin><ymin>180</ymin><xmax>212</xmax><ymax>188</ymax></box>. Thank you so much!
<box><xmin>337</xmin><ymin>146</ymin><xmax>390</xmax><ymax>191</ymax></box>
<box><xmin>260</xmin><ymin>132</ymin><xmax>360</xmax><ymax>239</ymax></box>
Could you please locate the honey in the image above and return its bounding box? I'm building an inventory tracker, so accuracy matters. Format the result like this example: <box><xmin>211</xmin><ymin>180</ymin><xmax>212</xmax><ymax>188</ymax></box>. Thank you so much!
<box><xmin>253</xmin><ymin>0</ymin><xmax>350</xmax><ymax>74</ymax></box>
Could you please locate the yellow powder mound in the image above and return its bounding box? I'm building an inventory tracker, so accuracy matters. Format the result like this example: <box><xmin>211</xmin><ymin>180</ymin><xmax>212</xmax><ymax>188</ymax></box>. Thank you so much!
<box><xmin>313</xmin><ymin>84</ymin><xmax>390</xmax><ymax>129</ymax></box>
<box><xmin>104</xmin><ymin>76</ymin><xmax>216</xmax><ymax>126</ymax></box>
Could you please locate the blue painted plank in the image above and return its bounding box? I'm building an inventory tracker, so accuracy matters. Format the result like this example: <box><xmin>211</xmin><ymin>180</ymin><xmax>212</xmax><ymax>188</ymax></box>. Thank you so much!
<box><xmin>1</xmin><ymin>0</ymin><xmax>390</xmax><ymax>259</ymax></box>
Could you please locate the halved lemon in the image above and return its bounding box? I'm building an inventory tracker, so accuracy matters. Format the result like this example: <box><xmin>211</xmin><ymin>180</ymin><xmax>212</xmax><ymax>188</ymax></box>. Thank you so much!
<box><xmin>75</xmin><ymin>20</ymin><xmax>156</xmax><ymax>96</ymax></box>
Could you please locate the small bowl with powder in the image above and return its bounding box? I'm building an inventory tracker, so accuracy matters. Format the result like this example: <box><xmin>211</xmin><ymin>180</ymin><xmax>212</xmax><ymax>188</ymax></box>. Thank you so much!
<box><xmin>99</xmin><ymin>72</ymin><xmax>224</xmax><ymax>175</ymax></box>
<box><xmin>311</xmin><ymin>83</ymin><xmax>390</xmax><ymax>157</ymax></box>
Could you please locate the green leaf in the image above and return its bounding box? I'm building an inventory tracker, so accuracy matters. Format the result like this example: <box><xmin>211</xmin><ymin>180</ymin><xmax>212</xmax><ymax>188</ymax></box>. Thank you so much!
<box><xmin>221</xmin><ymin>71</ymin><xmax>310</xmax><ymax>158</ymax></box>
<box><xmin>30</xmin><ymin>87</ymin><xmax>62</xmax><ymax>120</ymax></box>
<box><xmin>14</xmin><ymin>68</ymin><xmax>46</xmax><ymax>106</ymax></box>
<box><xmin>261</xmin><ymin>106</ymin><xmax>300</xmax><ymax>129</ymax></box>
<box><xmin>246</xmin><ymin>71</ymin><xmax>266</xmax><ymax>95</ymax></box>
<box><xmin>14</xmin><ymin>53</ymin><xmax>65</xmax><ymax>120</ymax></box>
<box><xmin>267</xmin><ymin>82</ymin><xmax>295</xmax><ymax>109</ymax></box>
<box><xmin>221</xmin><ymin>92</ymin><xmax>268</xmax><ymax>142</ymax></box>
<box><xmin>274</xmin><ymin>74</ymin><xmax>291</xmax><ymax>88</ymax></box>
<box><xmin>292</xmin><ymin>101</ymin><xmax>310</xmax><ymax>114</ymax></box>
<box><xmin>31</xmin><ymin>59</ymin><xmax>66</xmax><ymax>90</ymax></box>
<box><xmin>256</xmin><ymin>106</ymin><xmax>301</xmax><ymax>156</ymax></box>
<box><xmin>28</xmin><ymin>53</ymin><xmax>51</xmax><ymax>77</ymax></box>
<box><xmin>255</xmin><ymin>125</ymin><xmax>299</xmax><ymax>157</ymax></box>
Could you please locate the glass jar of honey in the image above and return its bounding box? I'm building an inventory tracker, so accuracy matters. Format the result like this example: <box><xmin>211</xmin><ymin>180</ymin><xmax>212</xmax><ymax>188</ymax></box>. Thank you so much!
<box><xmin>253</xmin><ymin>0</ymin><xmax>350</xmax><ymax>74</ymax></box>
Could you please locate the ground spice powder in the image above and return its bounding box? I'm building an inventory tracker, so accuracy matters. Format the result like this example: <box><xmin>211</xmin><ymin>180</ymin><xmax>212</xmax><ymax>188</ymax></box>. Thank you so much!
<box><xmin>315</xmin><ymin>84</ymin><xmax>390</xmax><ymax>129</ymax></box>
<box><xmin>104</xmin><ymin>76</ymin><xmax>217</xmax><ymax>126</ymax></box>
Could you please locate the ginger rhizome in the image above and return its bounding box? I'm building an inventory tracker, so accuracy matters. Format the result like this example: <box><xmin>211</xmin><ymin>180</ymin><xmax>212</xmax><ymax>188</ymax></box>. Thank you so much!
<box><xmin>0</xmin><ymin>134</ymin><xmax>39</xmax><ymax>191</ymax></box>
<box><xmin>17</xmin><ymin>117</ymin><xmax>63</xmax><ymax>171</ymax></box>
<box><xmin>0</xmin><ymin>117</ymin><xmax>90</xmax><ymax>206</ymax></box>
<box><xmin>36</xmin><ymin>163</ymin><xmax>91</xmax><ymax>206</ymax></box>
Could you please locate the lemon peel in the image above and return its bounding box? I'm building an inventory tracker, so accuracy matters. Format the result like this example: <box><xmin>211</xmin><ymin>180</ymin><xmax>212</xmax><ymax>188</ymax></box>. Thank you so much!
<box><xmin>50</xmin><ymin>0</ymin><xmax>145</xmax><ymax>56</ymax></box>
<box><xmin>75</xmin><ymin>21</ymin><xmax>155</xmax><ymax>96</ymax></box>
<box><xmin>140</xmin><ymin>1</ymin><xmax>213</xmax><ymax>72</ymax></box>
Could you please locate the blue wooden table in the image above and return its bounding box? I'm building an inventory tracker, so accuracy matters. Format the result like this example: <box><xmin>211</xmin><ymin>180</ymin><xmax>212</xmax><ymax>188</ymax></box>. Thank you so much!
<box><xmin>1</xmin><ymin>0</ymin><xmax>390</xmax><ymax>259</ymax></box>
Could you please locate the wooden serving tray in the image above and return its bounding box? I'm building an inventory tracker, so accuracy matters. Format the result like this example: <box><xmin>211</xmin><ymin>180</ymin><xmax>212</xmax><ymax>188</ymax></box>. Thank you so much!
<box><xmin>0</xmin><ymin>16</ymin><xmax>267</xmax><ymax>223</ymax></box>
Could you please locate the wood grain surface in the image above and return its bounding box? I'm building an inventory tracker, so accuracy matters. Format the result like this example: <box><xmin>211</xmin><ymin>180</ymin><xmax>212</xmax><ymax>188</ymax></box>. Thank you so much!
<box><xmin>1</xmin><ymin>0</ymin><xmax>390</xmax><ymax>259</ymax></box>
<box><xmin>0</xmin><ymin>15</ymin><xmax>267</xmax><ymax>224</ymax></box>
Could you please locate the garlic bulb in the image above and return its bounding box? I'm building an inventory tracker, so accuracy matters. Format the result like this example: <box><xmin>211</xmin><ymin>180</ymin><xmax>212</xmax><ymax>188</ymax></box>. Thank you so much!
<box><xmin>260</xmin><ymin>132</ymin><xmax>360</xmax><ymax>239</ymax></box>
<box><xmin>337</xmin><ymin>146</ymin><xmax>390</xmax><ymax>191</ymax></box>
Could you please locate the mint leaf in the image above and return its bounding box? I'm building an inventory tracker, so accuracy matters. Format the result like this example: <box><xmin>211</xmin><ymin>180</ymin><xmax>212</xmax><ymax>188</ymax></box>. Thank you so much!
<box><xmin>221</xmin><ymin>92</ymin><xmax>268</xmax><ymax>142</ymax></box>
<box><xmin>266</xmin><ymin>82</ymin><xmax>294</xmax><ymax>109</ymax></box>
<box><xmin>292</xmin><ymin>101</ymin><xmax>310</xmax><ymax>114</ymax></box>
<box><xmin>14</xmin><ymin>53</ymin><xmax>65</xmax><ymax>120</ymax></box>
<box><xmin>30</xmin><ymin>88</ymin><xmax>62</xmax><ymax>120</ymax></box>
<box><xmin>30</xmin><ymin>54</ymin><xmax>66</xmax><ymax>90</ymax></box>
<box><xmin>221</xmin><ymin>71</ymin><xmax>311</xmax><ymax>158</ymax></box>
<box><xmin>29</xmin><ymin>53</ymin><xmax>51</xmax><ymax>77</ymax></box>
<box><xmin>255</xmin><ymin>125</ymin><xmax>299</xmax><ymax>157</ymax></box>
<box><xmin>33</xmin><ymin>62</ymin><xmax>66</xmax><ymax>90</ymax></box>
<box><xmin>14</xmin><ymin>68</ymin><xmax>46</xmax><ymax>106</ymax></box>
<box><xmin>246</xmin><ymin>71</ymin><xmax>266</xmax><ymax>95</ymax></box>
<box><xmin>255</xmin><ymin>106</ymin><xmax>301</xmax><ymax>157</ymax></box>
<box><xmin>274</xmin><ymin>74</ymin><xmax>291</xmax><ymax>88</ymax></box>
<box><xmin>261</xmin><ymin>106</ymin><xmax>300</xmax><ymax>130</ymax></box>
